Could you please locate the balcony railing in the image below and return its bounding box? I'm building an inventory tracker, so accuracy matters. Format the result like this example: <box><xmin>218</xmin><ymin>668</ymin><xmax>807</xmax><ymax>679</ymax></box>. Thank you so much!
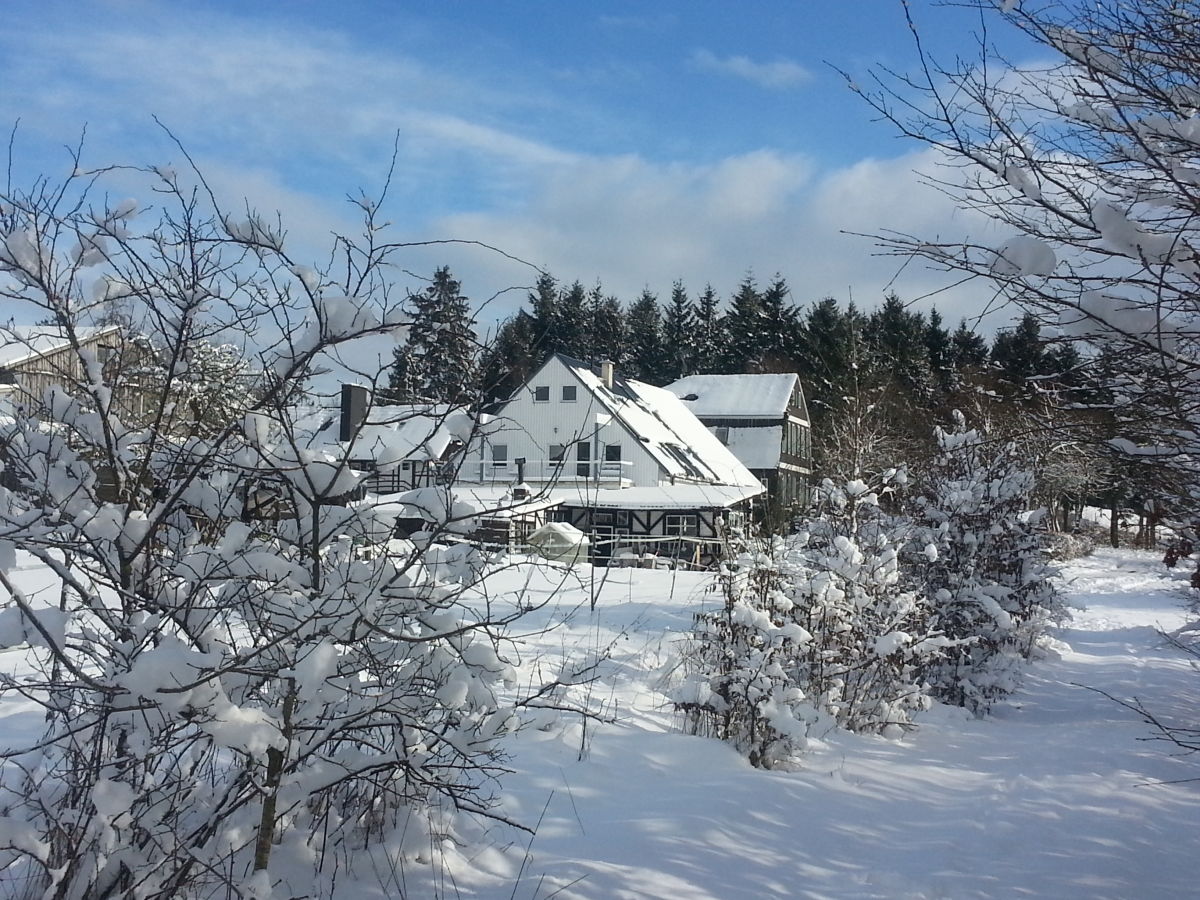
<box><xmin>460</xmin><ymin>457</ymin><xmax>632</xmax><ymax>486</ymax></box>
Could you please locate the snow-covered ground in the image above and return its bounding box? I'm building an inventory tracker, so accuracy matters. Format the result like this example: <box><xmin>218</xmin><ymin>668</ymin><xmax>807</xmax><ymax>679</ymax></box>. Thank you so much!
<box><xmin>429</xmin><ymin>547</ymin><xmax>1200</xmax><ymax>900</ymax></box>
<box><xmin>2</xmin><ymin>547</ymin><xmax>1197</xmax><ymax>898</ymax></box>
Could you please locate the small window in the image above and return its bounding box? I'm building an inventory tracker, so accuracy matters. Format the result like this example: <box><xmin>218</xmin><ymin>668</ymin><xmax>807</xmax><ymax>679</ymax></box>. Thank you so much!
<box><xmin>664</xmin><ymin>514</ymin><xmax>698</xmax><ymax>536</ymax></box>
<box><xmin>604</xmin><ymin>444</ymin><xmax>622</xmax><ymax>462</ymax></box>
<box><xmin>562</xmin><ymin>385</ymin><xmax>577</xmax><ymax>402</ymax></box>
<box><xmin>533</xmin><ymin>385</ymin><xmax>549</xmax><ymax>402</ymax></box>
<box><xmin>715</xmin><ymin>426</ymin><xmax>729</xmax><ymax>445</ymax></box>
<box><xmin>549</xmin><ymin>443</ymin><xmax>566</xmax><ymax>462</ymax></box>
<box><xmin>491</xmin><ymin>444</ymin><xmax>508</xmax><ymax>467</ymax></box>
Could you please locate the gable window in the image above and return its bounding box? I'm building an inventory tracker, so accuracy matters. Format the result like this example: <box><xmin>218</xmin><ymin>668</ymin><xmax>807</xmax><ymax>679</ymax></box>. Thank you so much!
<box><xmin>715</xmin><ymin>426</ymin><xmax>730</xmax><ymax>445</ymax></box>
<box><xmin>533</xmin><ymin>385</ymin><xmax>550</xmax><ymax>402</ymax></box>
<box><xmin>562</xmin><ymin>385</ymin><xmax>577</xmax><ymax>402</ymax></box>
<box><xmin>491</xmin><ymin>444</ymin><xmax>508</xmax><ymax>468</ymax></box>
<box><xmin>549</xmin><ymin>443</ymin><xmax>566</xmax><ymax>462</ymax></box>
<box><xmin>664</xmin><ymin>514</ymin><xmax>698</xmax><ymax>536</ymax></box>
<box><xmin>604</xmin><ymin>443</ymin><xmax>622</xmax><ymax>462</ymax></box>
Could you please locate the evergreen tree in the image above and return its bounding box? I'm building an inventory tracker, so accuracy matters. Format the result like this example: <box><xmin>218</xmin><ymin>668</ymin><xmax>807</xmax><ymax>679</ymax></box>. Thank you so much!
<box><xmin>528</xmin><ymin>272</ymin><xmax>560</xmax><ymax>362</ymax></box>
<box><xmin>796</xmin><ymin>297</ymin><xmax>863</xmax><ymax>428</ymax></box>
<box><xmin>866</xmin><ymin>293</ymin><xmax>933</xmax><ymax>406</ymax></box>
<box><xmin>478</xmin><ymin>310</ymin><xmax>536</xmax><ymax>406</ymax></box>
<box><xmin>951</xmin><ymin>319</ymin><xmax>990</xmax><ymax>372</ymax></box>
<box><xmin>991</xmin><ymin>312</ymin><xmax>1046</xmax><ymax>393</ymax></box>
<box><xmin>721</xmin><ymin>274</ymin><xmax>763</xmax><ymax>373</ymax></box>
<box><xmin>757</xmin><ymin>275</ymin><xmax>800</xmax><ymax>372</ymax></box>
<box><xmin>555</xmin><ymin>280</ymin><xmax>590</xmax><ymax>359</ymax></box>
<box><xmin>925</xmin><ymin>307</ymin><xmax>954</xmax><ymax>400</ymax></box>
<box><xmin>390</xmin><ymin>266</ymin><xmax>477</xmax><ymax>404</ymax></box>
<box><xmin>627</xmin><ymin>288</ymin><xmax>666</xmax><ymax>383</ymax></box>
<box><xmin>585</xmin><ymin>282</ymin><xmax>629</xmax><ymax>366</ymax></box>
<box><xmin>661</xmin><ymin>280</ymin><xmax>696</xmax><ymax>381</ymax></box>
<box><xmin>692</xmin><ymin>284</ymin><xmax>724</xmax><ymax>373</ymax></box>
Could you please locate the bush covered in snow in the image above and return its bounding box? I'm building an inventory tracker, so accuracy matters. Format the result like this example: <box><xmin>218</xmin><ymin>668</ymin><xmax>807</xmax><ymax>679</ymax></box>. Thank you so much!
<box><xmin>674</xmin><ymin>535</ymin><xmax>816</xmax><ymax>769</ymax></box>
<box><xmin>910</xmin><ymin>416</ymin><xmax>1066</xmax><ymax>711</ymax></box>
<box><xmin>677</xmin><ymin>415</ymin><xmax>1063</xmax><ymax>765</ymax></box>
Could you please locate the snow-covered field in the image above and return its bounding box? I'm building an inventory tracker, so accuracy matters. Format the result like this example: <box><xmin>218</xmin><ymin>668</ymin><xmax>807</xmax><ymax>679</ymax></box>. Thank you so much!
<box><xmin>2</xmin><ymin>547</ymin><xmax>1197</xmax><ymax>899</ymax></box>
<box><xmin>431</xmin><ymin>547</ymin><xmax>1200</xmax><ymax>900</ymax></box>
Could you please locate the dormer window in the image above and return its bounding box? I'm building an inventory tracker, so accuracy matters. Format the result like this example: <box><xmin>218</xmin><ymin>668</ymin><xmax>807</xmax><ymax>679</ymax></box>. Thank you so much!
<box><xmin>533</xmin><ymin>385</ymin><xmax>549</xmax><ymax>402</ymax></box>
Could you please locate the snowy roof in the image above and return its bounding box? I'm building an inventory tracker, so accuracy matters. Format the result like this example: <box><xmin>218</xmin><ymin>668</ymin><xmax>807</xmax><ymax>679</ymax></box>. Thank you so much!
<box><xmin>665</xmin><ymin>373</ymin><xmax>802</xmax><ymax>420</ymax></box>
<box><xmin>0</xmin><ymin>325</ymin><xmax>122</xmax><ymax>368</ymax></box>
<box><xmin>722</xmin><ymin>425</ymin><xmax>783</xmax><ymax>470</ymax></box>
<box><xmin>548</xmin><ymin>482</ymin><xmax>763</xmax><ymax>510</ymax></box>
<box><xmin>291</xmin><ymin>401</ymin><xmax>473</xmax><ymax>467</ymax></box>
<box><xmin>375</xmin><ymin>484</ymin><xmax>563</xmax><ymax>521</ymax></box>
<box><xmin>554</xmin><ymin>355</ymin><xmax>761</xmax><ymax>489</ymax></box>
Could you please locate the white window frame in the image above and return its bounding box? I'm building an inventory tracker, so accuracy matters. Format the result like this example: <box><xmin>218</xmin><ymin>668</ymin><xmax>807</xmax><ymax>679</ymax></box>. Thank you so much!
<box><xmin>562</xmin><ymin>385</ymin><xmax>577</xmax><ymax>402</ymax></box>
<box><xmin>533</xmin><ymin>385</ymin><xmax>550</xmax><ymax>402</ymax></box>
<box><xmin>664</xmin><ymin>514</ymin><xmax>698</xmax><ymax>536</ymax></box>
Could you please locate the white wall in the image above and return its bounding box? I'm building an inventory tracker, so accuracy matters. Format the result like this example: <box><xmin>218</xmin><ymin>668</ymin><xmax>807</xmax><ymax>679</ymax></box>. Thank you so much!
<box><xmin>463</xmin><ymin>356</ymin><xmax>663</xmax><ymax>485</ymax></box>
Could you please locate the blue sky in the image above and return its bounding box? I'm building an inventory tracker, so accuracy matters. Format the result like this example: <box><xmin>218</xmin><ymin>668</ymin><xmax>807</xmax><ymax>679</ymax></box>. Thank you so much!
<box><xmin>0</xmin><ymin>0</ymin><xmax>1041</xmax><ymax>330</ymax></box>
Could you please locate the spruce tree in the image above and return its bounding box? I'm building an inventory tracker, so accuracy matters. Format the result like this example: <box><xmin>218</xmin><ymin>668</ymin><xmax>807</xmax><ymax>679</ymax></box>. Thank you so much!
<box><xmin>555</xmin><ymin>280</ymin><xmax>589</xmax><ymax>359</ymax></box>
<box><xmin>528</xmin><ymin>272</ymin><xmax>559</xmax><ymax>361</ymax></box>
<box><xmin>390</xmin><ymin>266</ymin><xmax>477</xmax><ymax>404</ymax></box>
<box><xmin>951</xmin><ymin>319</ymin><xmax>989</xmax><ymax>372</ymax></box>
<box><xmin>796</xmin><ymin>297</ymin><xmax>862</xmax><ymax>428</ymax></box>
<box><xmin>866</xmin><ymin>293</ymin><xmax>933</xmax><ymax>406</ymax></box>
<box><xmin>925</xmin><ymin>307</ymin><xmax>954</xmax><ymax>400</ymax></box>
<box><xmin>757</xmin><ymin>274</ymin><xmax>800</xmax><ymax>372</ymax></box>
<box><xmin>991</xmin><ymin>313</ymin><xmax>1045</xmax><ymax>394</ymax></box>
<box><xmin>478</xmin><ymin>310</ymin><xmax>536</xmax><ymax>406</ymax></box>
<box><xmin>627</xmin><ymin>288</ymin><xmax>666</xmax><ymax>383</ymax></box>
<box><xmin>661</xmin><ymin>280</ymin><xmax>696</xmax><ymax>381</ymax></box>
<box><xmin>721</xmin><ymin>274</ymin><xmax>763</xmax><ymax>373</ymax></box>
<box><xmin>585</xmin><ymin>282</ymin><xmax>629</xmax><ymax>366</ymax></box>
<box><xmin>692</xmin><ymin>283</ymin><xmax>724</xmax><ymax>373</ymax></box>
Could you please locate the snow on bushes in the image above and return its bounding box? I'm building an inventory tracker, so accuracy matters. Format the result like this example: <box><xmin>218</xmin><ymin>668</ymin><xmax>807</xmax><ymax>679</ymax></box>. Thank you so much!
<box><xmin>677</xmin><ymin>415</ymin><xmax>1063</xmax><ymax>765</ymax></box>
<box><xmin>910</xmin><ymin>414</ymin><xmax>1066</xmax><ymax>711</ymax></box>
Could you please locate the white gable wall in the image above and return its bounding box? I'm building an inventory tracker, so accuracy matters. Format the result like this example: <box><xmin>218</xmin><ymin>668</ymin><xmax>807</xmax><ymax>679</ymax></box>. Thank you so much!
<box><xmin>463</xmin><ymin>356</ymin><xmax>664</xmax><ymax>485</ymax></box>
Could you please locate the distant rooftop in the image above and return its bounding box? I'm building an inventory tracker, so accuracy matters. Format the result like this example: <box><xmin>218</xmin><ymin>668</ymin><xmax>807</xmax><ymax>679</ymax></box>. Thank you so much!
<box><xmin>665</xmin><ymin>373</ymin><xmax>800</xmax><ymax>419</ymax></box>
<box><xmin>0</xmin><ymin>325</ymin><xmax>121</xmax><ymax>368</ymax></box>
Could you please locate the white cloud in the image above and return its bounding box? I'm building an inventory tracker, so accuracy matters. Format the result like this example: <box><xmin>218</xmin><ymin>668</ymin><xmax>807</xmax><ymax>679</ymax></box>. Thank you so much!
<box><xmin>0</xmin><ymin>6</ymin><xmax>1012</xmax><ymax>337</ymax></box>
<box><xmin>691</xmin><ymin>49</ymin><xmax>812</xmax><ymax>89</ymax></box>
<box><xmin>432</xmin><ymin>146</ymin><xmax>1005</xmax><ymax>330</ymax></box>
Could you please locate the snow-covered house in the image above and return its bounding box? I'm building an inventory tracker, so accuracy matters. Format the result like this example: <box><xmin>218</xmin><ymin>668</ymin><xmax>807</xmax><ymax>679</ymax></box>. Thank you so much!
<box><xmin>333</xmin><ymin>388</ymin><xmax>477</xmax><ymax>496</ymax></box>
<box><xmin>0</xmin><ymin>325</ymin><xmax>137</xmax><ymax>415</ymax></box>
<box><xmin>460</xmin><ymin>354</ymin><xmax>765</xmax><ymax>565</ymax></box>
<box><xmin>665</xmin><ymin>373</ymin><xmax>813</xmax><ymax>510</ymax></box>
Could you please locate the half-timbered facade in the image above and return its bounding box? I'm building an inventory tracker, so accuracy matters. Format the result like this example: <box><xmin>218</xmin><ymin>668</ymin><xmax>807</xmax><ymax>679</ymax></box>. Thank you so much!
<box><xmin>460</xmin><ymin>354</ymin><xmax>765</xmax><ymax>565</ymax></box>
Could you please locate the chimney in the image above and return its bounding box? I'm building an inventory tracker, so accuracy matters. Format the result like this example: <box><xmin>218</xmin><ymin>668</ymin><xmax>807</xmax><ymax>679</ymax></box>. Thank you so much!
<box><xmin>339</xmin><ymin>384</ymin><xmax>369</xmax><ymax>442</ymax></box>
<box><xmin>601</xmin><ymin>360</ymin><xmax>614</xmax><ymax>390</ymax></box>
<box><xmin>515</xmin><ymin>457</ymin><xmax>526</xmax><ymax>484</ymax></box>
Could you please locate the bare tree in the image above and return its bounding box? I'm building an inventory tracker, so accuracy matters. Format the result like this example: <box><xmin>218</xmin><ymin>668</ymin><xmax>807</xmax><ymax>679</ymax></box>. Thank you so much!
<box><xmin>0</xmin><ymin>139</ymin><xmax>560</xmax><ymax>898</ymax></box>
<box><xmin>847</xmin><ymin>0</ymin><xmax>1200</xmax><ymax>498</ymax></box>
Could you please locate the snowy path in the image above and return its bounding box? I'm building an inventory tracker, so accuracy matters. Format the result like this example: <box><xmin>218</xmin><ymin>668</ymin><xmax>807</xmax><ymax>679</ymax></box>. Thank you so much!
<box><xmin>453</xmin><ymin>548</ymin><xmax>1200</xmax><ymax>899</ymax></box>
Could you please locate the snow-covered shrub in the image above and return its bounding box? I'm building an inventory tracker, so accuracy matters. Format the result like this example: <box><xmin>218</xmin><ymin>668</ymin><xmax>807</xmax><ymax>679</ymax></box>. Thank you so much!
<box><xmin>789</xmin><ymin>474</ymin><xmax>944</xmax><ymax>736</ymax></box>
<box><xmin>676</xmin><ymin>474</ymin><xmax>948</xmax><ymax>766</ymax></box>
<box><xmin>1042</xmin><ymin>530</ymin><xmax>1096</xmax><ymax>561</ymax></box>
<box><xmin>0</xmin><ymin>160</ymin><xmax>530</xmax><ymax>898</ymax></box>
<box><xmin>674</xmin><ymin>535</ymin><xmax>815</xmax><ymax>769</ymax></box>
<box><xmin>910</xmin><ymin>414</ymin><xmax>1065</xmax><ymax>711</ymax></box>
